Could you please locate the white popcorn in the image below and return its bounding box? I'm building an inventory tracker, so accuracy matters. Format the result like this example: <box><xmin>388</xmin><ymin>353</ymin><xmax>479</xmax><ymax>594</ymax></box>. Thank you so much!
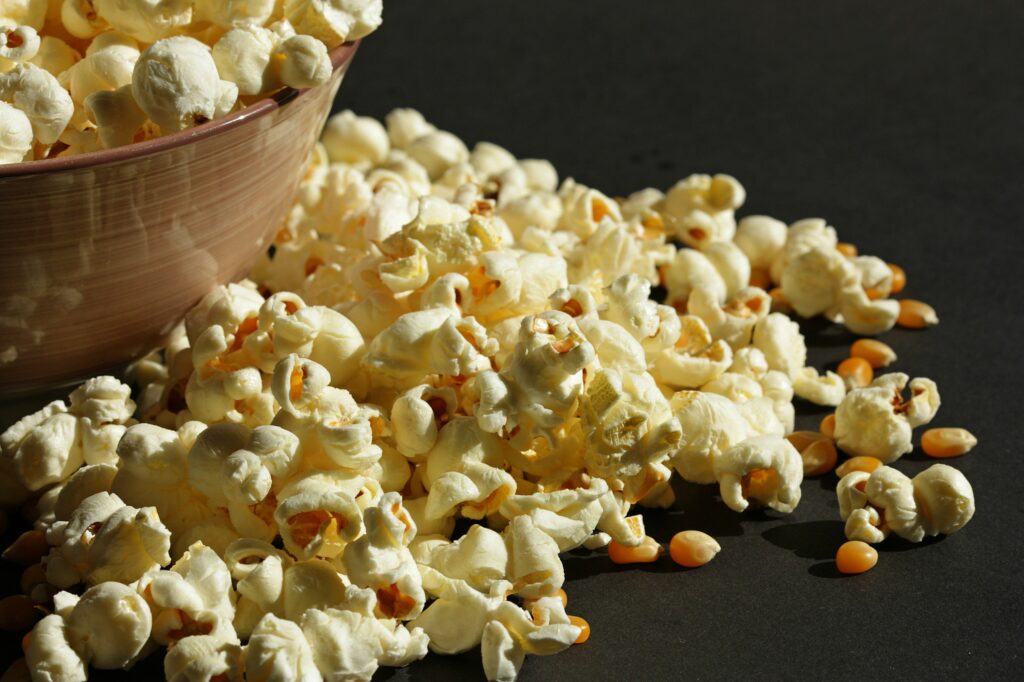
<box><xmin>581</xmin><ymin>368</ymin><xmax>681</xmax><ymax>504</ymax></box>
<box><xmin>85</xmin><ymin>84</ymin><xmax>147</xmax><ymax>148</ymax></box>
<box><xmin>792</xmin><ymin>367</ymin><xmax>846</xmax><ymax>406</ymax></box>
<box><xmin>244</xmin><ymin>613</ymin><xmax>321</xmax><ymax>682</ymax></box>
<box><xmin>688</xmin><ymin>286</ymin><xmax>770</xmax><ymax>350</ymax></box>
<box><xmin>0</xmin><ymin>99</ymin><xmax>32</xmax><ymax>163</ymax></box>
<box><xmin>0</xmin><ymin>23</ymin><xmax>38</xmax><ymax>61</ymax></box>
<box><xmin>284</xmin><ymin>0</ymin><xmax>383</xmax><ymax>48</ymax></box>
<box><xmin>65</xmin><ymin>582</ymin><xmax>152</xmax><ymax>670</ymax></box>
<box><xmin>780</xmin><ymin>246</ymin><xmax>857</xmax><ymax>318</ymax></box>
<box><xmin>557</xmin><ymin>178</ymin><xmax>622</xmax><ymax>239</ymax></box>
<box><xmin>25</xmin><ymin>614</ymin><xmax>88</xmax><ymax>682</ymax></box>
<box><xmin>277</xmin><ymin>34</ymin><xmax>332</xmax><ymax>88</ymax></box>
<box><xmin>503</xmin><ymin>514</ymin><xmax>564</xmax><ymax>600</ymax></box>
<box><xmin>405</xmin><ymin>129</ymin><xmax>469</xmax><ymax>180</ymax></box>
<box><xmin>390</xmin><ymin>384</ymin><xmax>457</xmax><ymax>458</ymax></box>
<box><xmin>322</xmin><ymin>109</ymin><xmax>390</xmax><ymax>166</ymax></box>
<box><xmin>0</xmin><ymin>0</ymin><xmax>47</xmax><ymax>29</ymax></box>
<box><xmin>651</xmin><ymin>332</ymin><xmax>733</xmax><ymax>391</ymax></box>
<box><xmin>141</xmin><ymin>542</ymin><xmax>237</xmax><ymax>646</ymax></box>
<box><xmin>60</xmin><ymin>31</ymin><xmax>139</xmax><ymax>104</ymax></box>
<box><xmin>211</xmin><ymin>25</ymin><xmax>278</xmax><ymax>96</ymax></box>
<box><xmin>385</xmin><ymin>107</ymin><xmax>435</xmax><ymax>150</ymax></box>
<box><xmin>132</xmin><ymin>36</ymin><xmax>227</xmax><ymax>132</ymax></box>
<box><xmin>195</xmin><ymin>0</ymin><xmax>276</xmax><ymax>29</ymax></box>
<box><xmin>46</xmin><ymin>491</ymin><xmax>172</xmax><ymax>588</ymax></box>
<box><xmin>734</xmin><ymin>215</ymin><xmax>787</xmax><ymax>270</ymax></box>
<box><xmin>408</xmin><ymin>575</ymin><xmax>505</xmax><ymax>654</ymax></box>
<box><xmin>274</xmin><ymin>474</ymin><xmax>367</xmax><ymax>559</ymax></box>
<box><xmin>30</xmin><ymin>35</ymin><xmax>81</xmax><ymax>77</ymax></box>
<box><xmin>836</xmin><ymin>284</ymin><xmax>900</xmax><ymax>336</ymax></box>
<box><xmin>669</xmin><ymin>391</ymin><xmax>751</xmax><ymax>485</ymax></box>
<box><xmin>912</xmin><ymin>464</ymin><xmax>975</xmax><ymax>537</ymax></box>
<box><xmin>661</xmin><ymin>173</ymin><xmax>744</xmax><ymax>247</ymax></box>
<box><xmin>712</xmin><ymin>435</ymin><xmax>803</xmax><ymax>513</ymax></box>
<box><xmin>342</xmin><ymin>493</ymin><xmax>424</xmax><ymax>620</ymax></box>
<box><xmin>418</xmin><ymin>523</ymin><xmax>508</xmax><ymax>590</ymax></box>
<box><xmin>837</xmin><ymin>465</ymin><xmax>922</xmax><ymax>543</ymax></box>
<box><xmin>833</xmin><ymin>373</ymin><xmax>940</xmax><ymax>462</ymax></box>
<box><xmin>663</xmin><ymin>247</ymin><xmax>727</xmax><ymax>308</ymax></box>
<box><xmin>301</xmin><ymin>606</ymin><xmax>427</xmax><ymax>682</ymax></box>
<box><xmin>0</xmin><ymin>62</ymin><xmax>73</xmax><ymax>144</ymax></box>
<box><xmin>421</xmin><ymin>417</ymin><xmax>517</xmax><ymax>521</ymax></box>
<box><xmin>163</xmin><ymin>635</ymin><xmax>243</xmax><ymax>682</ymax></box>
<box><xmin>61</xmin><ymin>0</ymin><xmax>109</xmax><ymax>38</ymax></box>
<box><xmin>481</xmin><ymin>597</ymin><xmax>579</xmax><ymax>682</ymax></box>
<box><xmin>752</xmin><ymin>312</ymin><xmax>806</xmax><ymax>379</ymax></box>
<box><xmin>92</xmin><ymin>0</ymin><xmax>193</xmax><ymax>43</ymax></box>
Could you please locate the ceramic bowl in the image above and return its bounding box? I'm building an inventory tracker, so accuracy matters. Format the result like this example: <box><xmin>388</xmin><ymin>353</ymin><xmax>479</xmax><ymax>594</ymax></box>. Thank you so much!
<box><xmin>0</xmin><ymin>42</ymin><xmax>360</xmax><ymax>397</ymax></box>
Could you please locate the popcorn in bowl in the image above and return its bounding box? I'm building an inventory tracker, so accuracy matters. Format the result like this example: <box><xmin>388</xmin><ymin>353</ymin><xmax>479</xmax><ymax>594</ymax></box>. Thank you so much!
<box><xmin>1</xmin><ymin>107</ymin><xmax>977</xmax><ymax>682</ymax></box>
<box><xmin>0</xmin><ymin>0</ymin><xmax>383</xmax><ymax>163</ymax></box>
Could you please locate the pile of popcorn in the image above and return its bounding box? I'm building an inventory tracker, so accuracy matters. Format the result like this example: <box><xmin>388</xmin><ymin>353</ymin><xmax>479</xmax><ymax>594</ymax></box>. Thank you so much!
<box><xmin>0</xmin><ymin>0</ymin><xmax>382</xmax><ymax>163</ymax></box>
<box><xmin>0</xmin><ymin>108</ymin><xmax>977</xmax><ymax>681</ymax></box>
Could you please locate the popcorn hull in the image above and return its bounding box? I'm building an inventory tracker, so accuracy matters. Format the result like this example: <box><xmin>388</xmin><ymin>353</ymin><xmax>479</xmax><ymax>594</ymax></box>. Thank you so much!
<box><xmin>0</xmin><ymin>42</ymin><xmax>361</xmax><ymax>397</ymax></box>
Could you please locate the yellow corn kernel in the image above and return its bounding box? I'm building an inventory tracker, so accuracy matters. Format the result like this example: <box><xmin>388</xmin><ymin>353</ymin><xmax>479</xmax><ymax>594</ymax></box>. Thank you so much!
<box><xmin>608</xmin><ymin>536</ymin><xmax>662</xmax><ymax>564</ymax></box>
<box><xmin>0</xmin><ymin>595</ymin><xmax>40</xmax><ymax>633</ymax></box>
<box><xmin>850</xmin><ymin>339</ymin><xmax>897</xmax><ymax>369</ymax></box>
<box><xmin>669</xmin><ymin>530</ymin><xmax>721</xmax><ymax>568</ymax></box>
<box><xmin>819</xmin><ymin>413</ymin><xmax>836</xmax><ymax>439</ymax></box>
<box><xmin>801</xmin><ymin>438</ymin><xmax>838</xmax><ymax>477</ymax></box>
<box><xmin>897</xmin><ymin>299</ymin><xmax>938</xmax><ymax>329</ymax></box>
<box><xmin>2</xmin><ymin>658</ymin><xmax>29</xmax><ymax>682</ymax></box>
<box><xmin>837</xmin><ymin>357</ymin><xmax>873</xmax><ymax>388</ymax></box>
<box><xmin>836</xmin><ymin>242</ymin><xmax>858</xmax><ymax>257</ymax></box>
<box><xmin>2</xmin><ymin>531</ymin><xmax>48</xmax><ymax>567</ymax></box>
<box><xmin>569</xmin><ymin>616</ymin><xmax>591</xmax><ymax>644</ymax></box>
<box><xmin>785</xmin><ymin>431</ymin><xmax>828</xmax><ymax>453</ymax></box>
<box><xmin>835</xmin><ymin>456</ymin><xmax>883</xmax><ymax>478</ymax></box>
<box><xmin>921</xmin><ymin>428</ymin><xmax>978</xmax><ymax>458</ymax></box>
<box><xmin>888</xmin><ymin>263</ymin><xmax>907</xmax><ymax>294</ymax></box>
<box><xmin>835</xmin><ymin>540</ymin><xmax>878</xmax><ymax>574</ymax></box>
<box><xmin>19</xmin><ymin>563</ymin><xmax>46</xmax><ymax>596</ymax></box>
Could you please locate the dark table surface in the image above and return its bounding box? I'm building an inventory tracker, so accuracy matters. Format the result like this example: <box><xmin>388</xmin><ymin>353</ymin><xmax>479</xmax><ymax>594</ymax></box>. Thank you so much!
<box><xmin>4</xmin><ymin>1</ymin><xmax>1024</xmax><ymax>679</ymax></box>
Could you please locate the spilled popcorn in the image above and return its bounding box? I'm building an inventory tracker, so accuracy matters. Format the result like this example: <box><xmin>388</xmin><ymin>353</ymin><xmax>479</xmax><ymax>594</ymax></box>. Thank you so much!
<box><xmin>0</xmin><ymin>0</ymin><xmax>383</xmax><ymax>162</ymax></box>
<box><xmin>0</xmin><ymin>108</ymin><xmax>977</xmax><ymax>681</ymax></box>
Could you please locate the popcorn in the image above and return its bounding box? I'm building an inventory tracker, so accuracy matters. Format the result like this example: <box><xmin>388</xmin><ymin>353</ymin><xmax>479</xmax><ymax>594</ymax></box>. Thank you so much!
<box><xmin>284</xmin><ymin>0</ymin><xmax>384</xmax><ymax>48</ymax></box>
<box><xmin>0</xmin><ymin>0</ymin><xmax>47</xmax><ymax>29</ymax></box>
<box><xmin>45</xmin><ymin>491</ymin><xmax>172</xmax><ymax>588</ymax></box>
<box><xmin>0</xmin><ymin>61</ymin><xmax>73</xmax><ymax>144</ymax></box>
<box><xmin>140</xmin><ymin>541</ymin><xmax>237</xmax><ymax>646</ymax></box>
<box><xmin>792</xmin><ymin>367</ymin><xmax>846</xmax><ymax>406</ymax></box>
<box><xmin>321</xmin><ymin>109</ymin><xmax>390</xmax><ymax>167</ymax></box>
<box><xmin>65</xmin><ymin>582</ymin><xmax>152</xmax><ymax>670</ymax></box>
<box><xmin>24</xmin><ymin>614</ymin><xmax>88</xmax><ymax>682</ymax></box>
<box><xmin>195</xmin><ymin>0</ymin><xmax>276</xmax><ymax>30</ymax></box>
<box><xmin>60</xmin><ymin>31</ymin><xmax>139</xmax><ymax>104</ymax></box>
<box><xmin>132</xmin><ymin>36</ymin><xmax>234</xmax><ymax>133</ymax></box>
<box><xmin>3</xmin><ymin>106</ymin><xmax>979</xmax><ymax>682</ymax></box>
<box><xmin>92</xmin><ymin>0</ymin><xmax>193</xmax><ymax>43</ymax></box>
<box><xmin>712</xmin><ymin>435</ymin><xmax>803</xmax><ymax>513</ymax></box>
<box><xmin>301</xmin><ymin>605</ymin><xmax>427</xmax><ymax>682</ymax></box>
<box><xmin>752</xmin><ymin>312</ymin><xmax>806</xmax><ymax>379</ymax></box>
<box><xmin>0</xmin><ymin>99</ymin><xmax>33</xmax><ymax>163</ymax></box>
<box><xmin>0</xmin><ymin>23</ymin><xmax>39</xmax><ymax>61</ymax></box>
<box><xmin>244</xmin><ymin>613</ymin><xmax>321</xmax><ymax>682</ymax></box>
<box><xmin>163</xmin><ymin>635</ymin><xmax>243</xmax><ymax>682</ymax></box>
<box><xmin>833</xmin><ymin>373</ymin><xmax>940</xmax><ymax>462</ymax></box>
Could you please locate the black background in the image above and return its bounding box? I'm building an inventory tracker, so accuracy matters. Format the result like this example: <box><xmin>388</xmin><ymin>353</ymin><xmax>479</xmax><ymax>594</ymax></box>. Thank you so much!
<box><xmin>4</xmin><ymin>1</ymin><xmax>1024</xmax><ymax>679</ymax></box>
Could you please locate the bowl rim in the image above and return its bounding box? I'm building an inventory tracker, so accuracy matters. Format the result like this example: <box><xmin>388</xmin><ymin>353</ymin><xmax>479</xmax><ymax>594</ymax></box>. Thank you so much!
<box><xmin>0</xmin><ymin>40</ymin><xmax>360</xmax><ymax>179</ymax></box>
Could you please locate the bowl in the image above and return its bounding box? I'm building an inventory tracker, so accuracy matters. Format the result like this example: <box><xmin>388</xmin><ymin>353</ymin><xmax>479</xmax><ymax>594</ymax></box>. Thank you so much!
<box><xmin>0</xmin><ymin>41</ymin><xmax>360</xmax><ymax>397</ymax></box>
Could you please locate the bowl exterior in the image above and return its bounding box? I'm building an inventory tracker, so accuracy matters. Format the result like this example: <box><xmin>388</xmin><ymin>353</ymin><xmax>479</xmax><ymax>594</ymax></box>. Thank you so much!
<box><xmin>0</xmin><ymin>50</ymin><xmax>355</xmax><ymax>396</ymax></box>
